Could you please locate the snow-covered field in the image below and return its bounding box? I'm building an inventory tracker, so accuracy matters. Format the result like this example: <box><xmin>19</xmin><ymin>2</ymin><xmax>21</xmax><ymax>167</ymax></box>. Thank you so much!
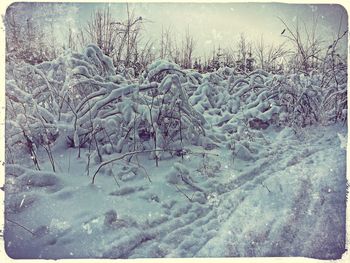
<box><xmin>3</xmin><ymin>45</ymin><xmax>348</xmax><ymax>259</ymax></box>
<box><xmin>4</xmin><ymin>124</ymin><xmax>347</xmax><ymax>259</ymax></box>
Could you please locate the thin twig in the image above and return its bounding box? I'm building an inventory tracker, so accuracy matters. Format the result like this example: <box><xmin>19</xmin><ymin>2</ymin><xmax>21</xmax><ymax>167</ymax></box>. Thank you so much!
<box><xmin>112</xmin><ymin>173</ymin><xmax>120</xmax><ymax>187</ymax></box>
<box><xmin>6</xmin><ymin>218</ymin><xmax>35</xmax><ymax>236</ymax></box>
<box><xmin>175</xmin><ymin>184</ymin><xmax>193</xmax><ymax>202</ymax></box>
<box><xmin>261</xmin><ymin>182</ymin><xmax>271</xmax><ymax>193</ymax></box>
<box><xmin>92</xmin><ymin>148</ymin><xmax>219</xmax><ymax>184</ymax></box>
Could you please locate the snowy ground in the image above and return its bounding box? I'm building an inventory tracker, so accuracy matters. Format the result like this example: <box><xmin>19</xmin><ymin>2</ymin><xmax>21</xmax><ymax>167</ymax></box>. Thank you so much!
<box><xmin>3</xmin><ymin>120</ymin><xmax>347</xmax><ymax>259</ymax></box>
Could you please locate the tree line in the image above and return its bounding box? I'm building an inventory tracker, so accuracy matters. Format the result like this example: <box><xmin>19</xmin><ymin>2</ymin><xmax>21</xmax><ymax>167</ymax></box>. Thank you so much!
<box><xmin>5</xmin><ymin>5</ymin><xmax>347</xmax><ymax>76</ymax></box>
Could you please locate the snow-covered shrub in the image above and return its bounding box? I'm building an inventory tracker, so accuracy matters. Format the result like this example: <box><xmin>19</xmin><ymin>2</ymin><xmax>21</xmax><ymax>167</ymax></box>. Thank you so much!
<box><xmin>188</xmin><ymin>68</ymin><xmax>281</xmax><ymax>145</ymax></box>
<box><xmin>319</xmin><ymin>56</ymin><xmax>347</xmax><ymax>123</ymax></box>
<box><xmin>71</xmin><ymin>57</ymin><xmax>207</xmax><ymax>165</ymax></box>
<box><xmin>5</xmin><ymin>44</ymin><xmax>125</xmax><ymax>168</ymax></box>
<box><xmin>141</xmin><ymin>59</ymin><xmax>182</xmax><ymax>82</ymax></box>
<box><xmin>6</xmin><ymin>45</ymin><xmax>208</xmax><ymax>167</ymax></box>
<box><xmin>5</xmin><ymin>79</ymin><xmax>59</xmax><ymax>170</ymax></box>
<box><xmin>6</xmin><ymin>42</ymin><xmax>346</xmax><ymax>173</ymax></box>
<box><xmin>196</xmin><ymin>66</ymin><xmax>347</xmax><ymax>129</ymax></box>
<box><xmin>267</xmin><ymin>71</ymin><xmax>347</xmax><ymax>127</ymax></box>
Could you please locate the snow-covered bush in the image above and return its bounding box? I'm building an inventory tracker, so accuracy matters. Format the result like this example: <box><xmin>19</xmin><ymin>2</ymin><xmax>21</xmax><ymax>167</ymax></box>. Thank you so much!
<box><xmin>71</xmin><ymin>57</ymin><xmax>207</xmax><ymax>164</ymax></box>
<box><xmin>5</xmin><ymin>79</ymin><xmax>59</xmax><ymax>170</ymax></box>
<box><xmin>5</xmin><ymin>44</ymin><xmax>123</xmax><ymax>168</ymax></box>
<box><xmin>6</xmin><ymin>43</ymin><xmax>346</xmax><ymax>172</ymax></box>
<box><xmin>195</xmin><ymin>66</ymin><xmax>347</xmax><ymax>129</ymax></box>
<box><xmin>5</xmin><ymin>45</ymin><xmax>209</xmax><ymax>170</ymax></box>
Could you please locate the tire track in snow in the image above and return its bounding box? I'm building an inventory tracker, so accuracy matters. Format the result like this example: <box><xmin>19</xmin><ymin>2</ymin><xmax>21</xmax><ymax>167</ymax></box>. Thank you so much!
<box><xmin>130</xmin><ymin>201</ymin><xmax>220</xmax><ymax>257</ymax></box>
<box><xmin>108</xmin><ymin>126</ymin><xmax>345</xmax><ymax>258</ymax></box>
<box><xmin>193</xmin><ymin>127</ymin><xmax>337</xmax><ymax>257</ymax></box>
<box><xmin>266</xmin><ymin>177</ymin><xmax>312</xmax><ymax>256</ymax></box>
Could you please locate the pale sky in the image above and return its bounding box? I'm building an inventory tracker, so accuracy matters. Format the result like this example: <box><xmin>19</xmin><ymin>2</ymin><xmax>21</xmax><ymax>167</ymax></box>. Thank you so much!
<box><xmin>5</xmin><ymin>1</ymin><xmax>348</xmax><ymax>58</ymax></box>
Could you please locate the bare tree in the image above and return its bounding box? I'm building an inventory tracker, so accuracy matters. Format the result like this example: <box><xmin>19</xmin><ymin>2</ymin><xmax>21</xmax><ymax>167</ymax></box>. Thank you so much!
<box><xmin>81</xmin><ymin>5</ymin><xmax>144</xmax><ymax>70</ymax></box>
<box><xmin>181</xmin><ymin>27</ymin><xmax>196</xmax><ymax>68</ymax></box>
<box><xmin>278</xmin><ymin>15</ymin><xmax>323</xmax><ymax>73</ymax></box>
<box><xmin>84</xmin><ymin>7</ymin><xmax>118</xmax><ymax>57</ymax></box>
<box><xmin>159</xmin><ymin>26</ymin><xmax>174</xmax><ymax>59</ymax></box>
<box><xmin>254</xmin><ymin>35</ymin><xmax>289</xmax><ymax>72</ymax></box>
<box><xmin>138</xmin><ymin>39</ymin><xmax>156</xmax><ymax>70</ymax></box>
